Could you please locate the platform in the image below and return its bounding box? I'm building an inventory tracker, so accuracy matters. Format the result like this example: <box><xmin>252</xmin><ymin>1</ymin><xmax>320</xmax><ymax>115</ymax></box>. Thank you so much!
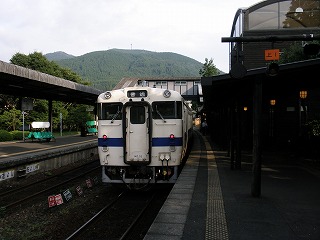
<box><xmin>1</xmin><ymin>132</ymin><xmax>319</xmax><ymax>239</ymax></box>
<box><xmin>0</xmin><ymin>135</ymin><xmax>98</xmax><ymax>183</ymax></box>
<box><xmin>144</xmin><ymin>131</ymin><xmax>320</xmax><ymax>240</ymax></box>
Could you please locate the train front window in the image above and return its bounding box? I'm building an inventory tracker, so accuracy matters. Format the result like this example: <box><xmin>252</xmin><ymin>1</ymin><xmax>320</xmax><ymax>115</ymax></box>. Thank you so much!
<box><xmin>130</xmin><ymin>106</ymin><xmax>145</xmax><ymax>124</ymax></box>
<box><xmin>152</xmin><ymin>101</ymin><xmax>182</xmax><ymax>119</ymax></box>
<box><xmin>98</xmin><ymin>103</ymin><xmax>123</xmax><ymax>120</ymax></box>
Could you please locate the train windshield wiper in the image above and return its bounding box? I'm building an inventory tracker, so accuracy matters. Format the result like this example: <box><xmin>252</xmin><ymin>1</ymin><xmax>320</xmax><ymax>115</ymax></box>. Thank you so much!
<box><xmin>111</xmin><ymin>108</ymin><xmax>122</xmax><ymax>123</ymax></box>
<box><xmin>156</xmin><ymin>106</ymin><xmax>166</xmax><ymax>123</ymax></box>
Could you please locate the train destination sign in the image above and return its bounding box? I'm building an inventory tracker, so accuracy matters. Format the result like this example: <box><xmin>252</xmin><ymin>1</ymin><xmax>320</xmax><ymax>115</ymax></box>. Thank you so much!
<box><xmin>127</xmin><ymin>90</ymin><xmax>148</xmax><ymax>98</ymax></box>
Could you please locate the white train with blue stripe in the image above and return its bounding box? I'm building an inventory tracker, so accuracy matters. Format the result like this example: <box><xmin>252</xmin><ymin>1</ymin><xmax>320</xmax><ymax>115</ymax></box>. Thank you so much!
<box><xmin>97</xmin><ymin>86</ymin><xmax>194</xmax><ymax>190</ymax></box>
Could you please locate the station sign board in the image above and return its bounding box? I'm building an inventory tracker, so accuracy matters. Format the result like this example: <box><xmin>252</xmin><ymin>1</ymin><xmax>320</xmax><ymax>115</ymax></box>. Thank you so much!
<box><xmin>48</xmin><ymin>196</ymin><xmax>56</xmax><ymax>207</ymax></box>
<box><xmin>63</xmin><ymin>189</ymin><xmax>73</xmax><ymax>201</ymax></box>
<box><xmin>48</xmin><ymin>194</ymin><xmax>64</xmax><ymax>207</ymax></box>
<box><xmin>21</xmin><ymin>98</ymin><xmax>33</xmax><ymax>111</ymax></box>
<box><xmin>86</xmin><ymin>178</ymin><xmax>93</xmax><ymax>188</ymax></box>
<box><xmin>76</xmin><ymin>185</ymin><xmax>83</xmax><ymax>196</ymax></box>
<box><xmin>55</xmin><ymin>194</ymin><xmax>64</xmax><ymax>205</ymax></box>
<box><xmin>265</xmin><ymin>49</ymin><xmax>280</xmax><ymax>61</ymax></box>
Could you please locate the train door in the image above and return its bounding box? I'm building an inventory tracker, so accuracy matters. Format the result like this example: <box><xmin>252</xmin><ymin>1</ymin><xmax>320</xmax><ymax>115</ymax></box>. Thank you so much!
<box><xmin>125</xmin><ymin>104</ymin><xmax>151</xmax><ymax>164</ymax></box>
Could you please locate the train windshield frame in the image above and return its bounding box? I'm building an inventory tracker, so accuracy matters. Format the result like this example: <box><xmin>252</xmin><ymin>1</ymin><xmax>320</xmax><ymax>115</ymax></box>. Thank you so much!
<box><xmin>152</xmin><ymin>101</ymin><xmax>182</xmax><ymax>119</ymax></box>
<box><xmin>98</xmin><ymin>103</ymin><xmax>123</xmax><ymax>120</ymax></box>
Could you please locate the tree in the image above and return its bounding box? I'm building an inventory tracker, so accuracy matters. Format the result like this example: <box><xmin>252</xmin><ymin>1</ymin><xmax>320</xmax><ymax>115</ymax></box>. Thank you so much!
<box><xmin>4</xmin><ymin>52</ymin><xmax>92</xmax><ymax>132</ymax></box>
<box><xmin>279</xmin><ymin>43</ymin><xmax>309</xmax><ymax>64</ymax></box>
<box><xmin>199</xmin><ymin>58</ymin><xmax>219</xmax><ymax>77</ymax></box>
<box><xmin>0</xmin><ymin>108</ymin><xmax>22</xmax><ymax>131</ymax></box>
<box><xmin>0</xmin><ymin>95</ymin><xmax>19</xmax><ymax>112</ymax></box>
<box><xmin>279</xmin><ymin>40</ymin><xmax>320</xmax><ymax>64</ymax></box>
<box><xmin>26</xmin><ymin>99</ymin><xmax>49</xmax><ymax>123</ymax></box>
<box><xmin>64</xmin><ymin>104</ymin><xmax>92</xmax><ymax>131</ymax></box>
<box><xmin>10</xmin><ymin>51</ymin><xmax>89</xmax><ymax>85</ymax></box>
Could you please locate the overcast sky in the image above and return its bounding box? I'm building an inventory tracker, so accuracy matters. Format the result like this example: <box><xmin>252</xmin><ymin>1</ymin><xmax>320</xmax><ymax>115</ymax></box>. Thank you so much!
<box><xmin>0</xmin><ymin>0</ymin><xmax>260</xmax><ymax>73</ymax></box>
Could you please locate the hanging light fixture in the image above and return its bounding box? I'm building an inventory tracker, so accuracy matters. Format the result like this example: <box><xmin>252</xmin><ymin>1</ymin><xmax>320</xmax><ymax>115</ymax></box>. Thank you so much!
<box><xmin>299</xmin><ymin>90</ymin><xmax>307</xmax><ymax>99</ymax></box>
<box><xmin>270</xmin><ymin>99</ymin><xmax>276</xmax><ymax>106</ymax></box>
<box><xmin>296</xmin><ymin>0</ymin><xmax>303</xmax><ymax>13</ymax></box>
<box><xmin>266</xmin><ymin>62</ymin><xmax>279</xmax><ymax>76</ymax></box>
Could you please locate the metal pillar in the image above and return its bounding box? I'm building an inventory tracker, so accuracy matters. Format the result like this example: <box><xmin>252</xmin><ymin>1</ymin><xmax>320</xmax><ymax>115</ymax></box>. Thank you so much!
<box><xmin>235</xmin><ymin>102</ymin><xmax>242</xmax><ymax>169</ymax></box>
<box><xmin>229</xmin><ymin>106</ymin><xmax>235</xmax><ymax>169</ymax></box>
<box><xmin>251</xmin><ymin>78</ymin><xmax>262</xmax><ymax>197</ymax></box>
<box><xmin>48</xmin><ymin>100</ymin><xmax>53</xmax><ymax>133</ymax></box>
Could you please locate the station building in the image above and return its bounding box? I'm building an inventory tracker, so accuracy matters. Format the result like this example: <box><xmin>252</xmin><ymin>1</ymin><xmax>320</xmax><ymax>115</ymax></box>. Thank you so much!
<box><xmin>229</xmin><ymin>0</ymin><xmax>320</xmax><ymax>70</ymax></box>
<box><xmin>114</xmin><ymin>76</ymin><xmax>203</xmax><ymax>106</ymax></box>
<box><xmin>201</xmin><ymin>0</ymin><xmax>320</xmax><ymax>163</ymax></box>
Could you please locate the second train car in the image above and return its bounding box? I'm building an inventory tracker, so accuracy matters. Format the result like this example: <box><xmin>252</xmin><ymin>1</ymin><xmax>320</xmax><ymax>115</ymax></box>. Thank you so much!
<box><xmin>97</xmin><ymin>86</ymin><xmax>194</xmax><ymax>190</ymax></box>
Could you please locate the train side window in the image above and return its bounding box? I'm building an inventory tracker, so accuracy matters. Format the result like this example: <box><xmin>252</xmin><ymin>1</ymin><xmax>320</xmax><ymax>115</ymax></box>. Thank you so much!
<box><xmin>97</xmin><ymin>103</ymin><xmax>102</xmax><ymax>119</ymax></box>
<box><xmin>176</xmin><ymin>101</ymin><xmax>182</xmax><ymax>119</ymax></box>
<box><xmin>130</xmin><ymin>106</ymin><xmax>145</xmax><ymax>124</ymax></box>
<box><xmin>99</xmin><ymin>103</ymin><xmax>123</xmax><ymax>120</ymax></box>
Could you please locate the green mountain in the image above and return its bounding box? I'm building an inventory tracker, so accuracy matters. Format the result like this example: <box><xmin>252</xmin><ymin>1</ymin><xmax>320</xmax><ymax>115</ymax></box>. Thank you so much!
<box><xmin>45</xmin><ymin>51</ymin><xmax>75</xmax><ymax>61</ymax></box>
<box><xmin>46</xmin><ymin>49</ymin><xmax>203</xmax><ymax>91</ymax></box>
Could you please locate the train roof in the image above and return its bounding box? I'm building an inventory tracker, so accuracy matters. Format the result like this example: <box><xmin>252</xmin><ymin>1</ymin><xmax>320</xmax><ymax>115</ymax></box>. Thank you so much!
<box><xmin>97</xmin><ymin>86</ymin><xmax>184</xmax><ymax>102</ymax></box>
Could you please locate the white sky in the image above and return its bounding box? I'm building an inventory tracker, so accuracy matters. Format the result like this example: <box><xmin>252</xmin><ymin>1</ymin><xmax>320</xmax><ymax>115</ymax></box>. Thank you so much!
<box><xmin>0</xmin><ymin>0</ymin><xmax>259</xmax><ymax>73</ymax></box>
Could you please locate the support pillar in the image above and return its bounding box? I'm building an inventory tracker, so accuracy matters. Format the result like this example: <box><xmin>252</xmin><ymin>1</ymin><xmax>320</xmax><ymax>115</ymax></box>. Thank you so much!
<box><xmin>229</xmin><ymin>106</ymin><xmax>235</xmax><ymax>169</ymax></box>
<box><xmin>48</xmin><ymin>100</ymin><xmax>53</xmax><ymax>133</ymax></box>
<box><xmin>251</xmin><ymin>78</ymin><xmax>262</xmax><ymax>197</ymax></box>
<box><xmin>235</xmin><ymin>102</ymin><xmax>242</xmax><ymax>169</ymax></box>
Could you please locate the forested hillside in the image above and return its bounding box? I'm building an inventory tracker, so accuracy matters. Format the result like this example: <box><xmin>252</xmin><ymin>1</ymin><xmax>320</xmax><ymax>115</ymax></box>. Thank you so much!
<box><xmin>46</xmin><ymin>49</ymin><xmax>203</xmax><ymax>91</ymax></box>
<box><xmin>45</xmin><ymin>51</ymin><xmax>75</xmax><ymax>61</ymax></box>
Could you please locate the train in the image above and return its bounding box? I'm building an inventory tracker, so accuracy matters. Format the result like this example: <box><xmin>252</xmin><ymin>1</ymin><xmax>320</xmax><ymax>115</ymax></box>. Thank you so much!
<box><xmin>96</xmin><ymin>85</ymin><xmax>194</xmax><ymax>190</ymax></box>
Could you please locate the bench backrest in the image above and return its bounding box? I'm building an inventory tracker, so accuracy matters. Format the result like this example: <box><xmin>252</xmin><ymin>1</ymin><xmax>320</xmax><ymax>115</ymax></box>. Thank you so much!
<box><xmin>31</xmin><ymin>122</ymin><xmax>50</xmax><ymax>129</ymax></box>
<box><xmin>86</xmin><ymin>121</ymin><xmax>97</xmax><ymax>127</ymax></box>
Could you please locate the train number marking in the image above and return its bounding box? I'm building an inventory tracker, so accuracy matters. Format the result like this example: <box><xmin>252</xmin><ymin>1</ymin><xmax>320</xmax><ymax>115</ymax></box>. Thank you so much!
<box><xmin>26</xmin><ymin>163</ymin><xmax>40</xmax><ymax>174</ymax></box>
<box><xmin>0</xmin><ymin>169</ymin><xmax>15</xmax><ymax>181</ymax></box>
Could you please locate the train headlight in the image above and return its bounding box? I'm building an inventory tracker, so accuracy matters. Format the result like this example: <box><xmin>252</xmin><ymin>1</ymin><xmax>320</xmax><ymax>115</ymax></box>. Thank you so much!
<box><xmin>130</xmin><ymin>92</ymin><xmax>136</xmax><ymax>97</ymax></box>
<box><xmin>163</xmin><ymin>89</ymin><xmax>171</xmax><ymax>98</ymax></box>
<box><xmin>103</xmin><ymin>134</ymin><xmax>108</xmax><ymax>141</ymax></box>
<box><xmin>169</xmin><ymin>134</ymin><xmax>175</xmax><ymax>139</ymax></box>
<box><xmin>104</xmin><ymin>92</ymin><xmax>112</xmax><ymax>99</ymax></box>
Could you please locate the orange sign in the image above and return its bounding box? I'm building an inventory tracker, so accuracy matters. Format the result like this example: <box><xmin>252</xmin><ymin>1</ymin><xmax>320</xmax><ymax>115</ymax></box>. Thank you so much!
<box><xmin>265</xmin><ymin>49</ymin><xmax>280</xmax><ymax>61</ymax></box>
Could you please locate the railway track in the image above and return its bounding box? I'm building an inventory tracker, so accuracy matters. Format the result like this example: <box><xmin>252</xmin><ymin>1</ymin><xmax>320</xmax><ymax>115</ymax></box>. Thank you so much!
<box><xmin>65</xmin><ymin>186</ymin><xmax>172</xmax><ymax>240</ymax></box>
<box><xmin>0</xmin><ymin>160</ymin><xmax>100</xmax><ymax>212</ymax></box>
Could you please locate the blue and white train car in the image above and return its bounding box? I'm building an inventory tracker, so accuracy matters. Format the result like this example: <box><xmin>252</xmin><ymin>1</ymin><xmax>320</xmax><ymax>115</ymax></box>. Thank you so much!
<box><xmin>97</xmin><ymin>86</ymin><xmax>193</xmax><ymax>190</ymax></box>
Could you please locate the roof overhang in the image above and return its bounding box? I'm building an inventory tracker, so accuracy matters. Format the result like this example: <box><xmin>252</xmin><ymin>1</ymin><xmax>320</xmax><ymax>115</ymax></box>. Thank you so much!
<box><xmin>0</xmin><ymin>61</ymin><xmax>103</xmax><ymax>105</ymax></box>
<box><xmin>201</xmin><ymin>58</ymin><xmax>320</xmax><ymax>108</ymax></box>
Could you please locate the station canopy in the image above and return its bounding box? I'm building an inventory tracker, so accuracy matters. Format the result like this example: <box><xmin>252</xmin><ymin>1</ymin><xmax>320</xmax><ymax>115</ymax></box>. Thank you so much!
<box><xmin>0</xmin><ymin>60</ymin><xmax>103</xmax><ymax>105</ymax></box>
